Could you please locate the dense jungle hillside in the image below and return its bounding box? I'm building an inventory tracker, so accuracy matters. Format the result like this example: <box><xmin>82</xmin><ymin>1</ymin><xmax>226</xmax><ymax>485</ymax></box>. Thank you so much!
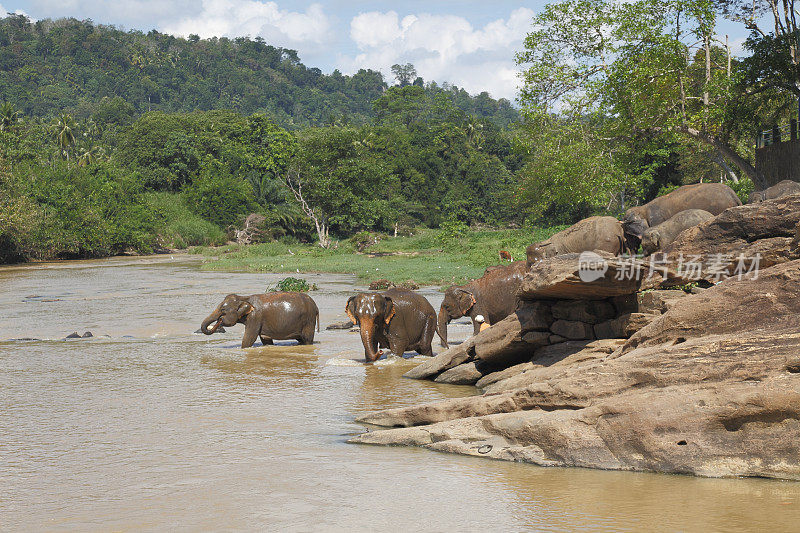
<box><xmin>0</xmin><ymin>11</ymin><xmax>763</xmax><ymax>265</ymax></box>
<box><xmin>0</xmin><ymin>15</ymin><xmax>519</xmax><ymax>127</ymax></box>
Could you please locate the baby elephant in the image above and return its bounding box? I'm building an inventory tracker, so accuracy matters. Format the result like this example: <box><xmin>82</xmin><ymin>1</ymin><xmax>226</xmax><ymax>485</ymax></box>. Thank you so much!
<box><xmin>201</xmin><ymin>292</ymin><xmax>319</xmax><ymax>348</ymax></box>
<box><xmin>640</xmin><ymin>209</ymin><xmax>714</xmax><ymax>255</ymax></box>
<box><xmin>346</xmin><ymin>288</ymin><xmax>441</xmax><ymax>362</ymax></box>
<box><xmin>748</xmin><ymin>180</ymin><xmax>800</xmax><ymax>203</ymax></box>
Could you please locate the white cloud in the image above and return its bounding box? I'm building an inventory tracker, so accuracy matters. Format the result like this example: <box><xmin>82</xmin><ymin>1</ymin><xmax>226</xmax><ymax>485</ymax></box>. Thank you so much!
<box><xmin>162</xmin><ymin>0</ymin><xmax>332</xmax><ymax>47</ymax></box>
<box><xmin>340</xmin><ymin>7</ymin><xmax>535</xmax><ymax>100</ymax></box>
<box><xmin>1</xmin><ymin>3</ymin><xmax>31</xmax><ymax>17</ymax></box>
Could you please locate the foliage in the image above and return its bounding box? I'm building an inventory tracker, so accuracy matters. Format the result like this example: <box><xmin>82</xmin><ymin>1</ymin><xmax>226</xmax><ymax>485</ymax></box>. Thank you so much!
<box><xmin>350</xmin><ymin>231</ymin><xmax>381</xmax><ymax>252</ymax></box>
<box><xmin>268</xmin><ymin>277</ymin><xmax>317</xmax><ymax>292</ymax></box>
<box><xmin>729</xmin><ymin>177</ymin><xmax>755</xmax><ymax>204</ymax></box>
<box><xmin>436</xmin><ymin>219</ymin><xmax>470</xmax><ymax>245</ymax></box>
<box><xmin>0</xmin><ymin>16</ymin><xmax>518</xmax><ymax>128</ymax></box>
<box><xmin>182</xmin><ymin>158</ymin><xmax>256</xmax><ymax>228</ymax></box>
<box><xmin>144</xmin><ymin>192</ymin><xmax>227</xmax><ymax>248</ymax></box>
<box><xmin>516</xmin><ymin>0</ymin><xmax>771</xmax><ymax>190</ymax></box>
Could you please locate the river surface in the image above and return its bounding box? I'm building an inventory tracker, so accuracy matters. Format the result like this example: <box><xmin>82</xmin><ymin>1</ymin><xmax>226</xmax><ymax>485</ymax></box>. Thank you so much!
<box><xmin>2</xmin><ymin>256</ymin><xmax>800</xmax><ymax>532</ymax></box>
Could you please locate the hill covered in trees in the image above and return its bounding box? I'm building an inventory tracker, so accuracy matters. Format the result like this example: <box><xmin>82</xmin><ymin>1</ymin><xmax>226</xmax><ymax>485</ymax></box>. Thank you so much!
<box><xmin>0</xmin><ymin>15</ymin><xmax>519</xmax><ymax>127</ymax></box>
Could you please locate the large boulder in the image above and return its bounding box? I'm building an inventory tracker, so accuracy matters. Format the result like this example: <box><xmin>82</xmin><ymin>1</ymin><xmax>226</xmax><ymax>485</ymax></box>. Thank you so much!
<box><xmin>519</xmin><ymin>253</ymin><xmax>646</xmax><ymax>300</ymax></box>
<box><xmin>403</xmin><ymin>302</ymin><xmax>553</xmax><ymax>380</ymax></box>
<box><xmin>352</xmin><ymin>260</ymin><xmax>800</xmax><ymax>480</ymax></box>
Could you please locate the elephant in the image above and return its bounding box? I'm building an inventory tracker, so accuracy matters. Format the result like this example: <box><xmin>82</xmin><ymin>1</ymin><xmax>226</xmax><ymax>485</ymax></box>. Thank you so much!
<box><xmin>200</xmin><ymin>292</ymin><xmax>319</xmax><ymax>348</ymax></box>
<box><xmin>640</xmin><ymin>209</ymin><xmax>714</xmax><ymax>256</ymax></box>
<box><xmin>748</xmin><ymin>180</ymin><xmax>800</xmax><ymax>203</ymax></box>
<box><xmin>438</xmin><ymin>261</ymin><xmax>527</xmax><ymax>347</ymax></box>
<box><xmin>526</xmin><ymin>216</ymin><xmax>626</xmax><ymax>268</ymax></box>
<box><xmin>623</xmin><ymin>183</ymin><xmax>741</xmax><ymax>250</ymax></box>
<box><xmin>345</xmin><ymin>288</ymin><xmax>441</xmax><ymax>362</ymax></box>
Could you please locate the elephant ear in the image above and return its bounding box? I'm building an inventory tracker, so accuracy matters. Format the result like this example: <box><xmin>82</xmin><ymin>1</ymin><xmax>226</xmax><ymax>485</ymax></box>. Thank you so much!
<box><xmin>345</xmin><ymin>296</ymin><xmax>358</xmax><ymax>325</ymax></box>
<box><xmin>455</xmin><ymin>289</ymin><xmax>476</xmax><ymax>315</ymax></box>
<box><xmin>237</xmin><ymin>301</ymin><xmax>254</xmax><ymax>318</ymax></box>
<box><xmin>383</xmin><ymin>297</ymin><xmax>395</xmax><ymax>325</ymax></box>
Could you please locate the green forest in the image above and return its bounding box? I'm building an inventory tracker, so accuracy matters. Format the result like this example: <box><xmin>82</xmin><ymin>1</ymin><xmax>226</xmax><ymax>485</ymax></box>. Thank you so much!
<box><xmin>0</xmin><ymin>1</ymin><xmax>797</xmax><ymax>264</ymax></box>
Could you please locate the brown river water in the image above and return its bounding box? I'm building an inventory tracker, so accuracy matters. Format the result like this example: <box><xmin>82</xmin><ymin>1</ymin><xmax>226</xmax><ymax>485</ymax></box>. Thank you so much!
<box><xmin>2</xmin><ymin>256</ymin><xmax>800</xmax><ymax>531</ymax></box>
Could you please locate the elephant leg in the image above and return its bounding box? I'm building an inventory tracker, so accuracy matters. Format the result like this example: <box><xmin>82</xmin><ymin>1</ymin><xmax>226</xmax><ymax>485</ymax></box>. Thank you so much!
<box><xmin>241</xmin><ymin>325</ymin><xmax>260</xmax><ymax>348</ymax></box>
<box><xmin>417</xmin><ymin>320</ymin><xmax>435</xmax><ymax>357</ymax></box>
<box><xmin>298</xmin><ymin>323</ymin><xmax>316</xmax><ymax>344</ymax></box>
<box><xmin>388</xmin><ymin>337</ymin><xmax>408</xmax><ymax>358</ymax></box>
<box><xmin>259</xmin><ymin>335</ymin><xmax>274</xmax><ymax>345</ymax></box>
<box><xmin>471</xmin><ymin>319</ymin><xmax>482</xmax><ymax>336</ymax></box>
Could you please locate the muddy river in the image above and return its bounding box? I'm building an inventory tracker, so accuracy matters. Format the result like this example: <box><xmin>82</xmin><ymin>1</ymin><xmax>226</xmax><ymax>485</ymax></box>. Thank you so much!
<box><xmin>2</xmin><ymin>256</ymin><xmax>799</xmax><ymax>531</ymax></box>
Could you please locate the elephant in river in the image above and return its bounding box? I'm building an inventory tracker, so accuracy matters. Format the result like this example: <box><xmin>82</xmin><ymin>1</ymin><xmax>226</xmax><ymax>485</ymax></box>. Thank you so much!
<box><xmin>640</xmin><ymin>209</ymin><xmax>714</xmax><ymax>256</ymax></box>
<box><xmin>623</xmin><ymin>183</ymin><xmax>741</xmax><ymax>250</ymax></box>
<box><xmin>346</xmin><ymin>288</ymin><xmax>441</xmax><ymax>362</ymax></box>
<box><xmin>438</xmin><ymin>261</ymin><xmax>527</xmax><ymax>347</ymax></box>
<box><xmin>526</xmin><ymin>216</ymin><xmax>626</xmax><ymax>268</ymax></box>
<box><xmin>748</xmin><ymin>180</ymin><xmax>800</xmax><ymax>203</ymax></box>
<box><xmin>201</xmin><ymin>292</ymin><xmax>319</xmax><ymax>348</ymax></box>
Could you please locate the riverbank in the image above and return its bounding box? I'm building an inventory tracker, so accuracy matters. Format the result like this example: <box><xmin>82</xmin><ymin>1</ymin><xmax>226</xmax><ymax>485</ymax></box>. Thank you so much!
<box><xmin>191</xmin><ymin>227</ymin><xmax>563</xmax><ymax>287</ymax></box>
<box><xmin>352</xmin><ymin>194</ymin><xmax>800</xmax><ymax>480</ymax></box>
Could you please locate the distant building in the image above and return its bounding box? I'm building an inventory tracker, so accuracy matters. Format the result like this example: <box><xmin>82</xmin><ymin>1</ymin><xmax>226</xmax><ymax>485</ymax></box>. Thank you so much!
<box><xmin>756</xmin><ymin>121</ymin><xmax>800</xmax><ymax>186</ymax></box>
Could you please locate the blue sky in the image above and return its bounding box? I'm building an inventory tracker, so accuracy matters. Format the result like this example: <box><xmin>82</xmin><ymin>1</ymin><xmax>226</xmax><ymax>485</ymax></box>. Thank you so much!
<box><xmin>0</xmin><ymin>1</ymin><xmax>754</xmax><ymax>101</ymax></box>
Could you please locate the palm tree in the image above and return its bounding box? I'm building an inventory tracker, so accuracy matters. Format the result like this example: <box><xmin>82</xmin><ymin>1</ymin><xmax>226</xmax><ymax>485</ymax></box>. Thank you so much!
<box><xmin>0</xmin><ymin>102</ymin><xmax>21</xmax><ymax>132</ymax></box>
<box><xmin>52</xmin><ymin>113</ymin><xmax>77</xmax><ymax>160</ymax></box>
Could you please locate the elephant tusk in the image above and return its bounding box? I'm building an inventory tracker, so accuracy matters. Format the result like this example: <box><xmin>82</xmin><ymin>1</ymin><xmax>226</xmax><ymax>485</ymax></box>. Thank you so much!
<box><xmin>208</xmin><ymin>317</ymin><xmax>223</xmax><ymax>334</ymax></box>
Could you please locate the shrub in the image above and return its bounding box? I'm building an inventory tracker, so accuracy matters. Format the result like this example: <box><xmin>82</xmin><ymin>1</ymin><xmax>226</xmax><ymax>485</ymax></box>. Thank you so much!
<box><xmin>350</xmin><ymin>230</ymin><xmax>380</xmax><ymax>252</ymax></box>
<box><xmin>145</xmin><ymin>192</ymin><xmax>226</xmax><ymax>248</ymax></box>
<box><xmin>269</xmin><ymin>277</ymin><xmax>317</xmax><ymax>292</ymax></box>
<box><xmin>729</xmin><ymin>177</ymin><xmax>755</xmax><ymax>204</ymax></box>
<box><xmin>436</xmin><ymin>219</ymin><xmax>469</xmax><ymax>245</ymax></box>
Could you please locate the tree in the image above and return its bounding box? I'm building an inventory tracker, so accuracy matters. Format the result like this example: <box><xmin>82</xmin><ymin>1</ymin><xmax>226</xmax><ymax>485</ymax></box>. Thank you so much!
<box><xmin>723</xmin><ymin>0</ymin><xmax>800</xmax><ymax>97</ymax></box>
<box><xmin>52</xmin><ymin>113</ymin><xmax>77</xmax><ymax>160</ymax></box>
<box><xmin>0</xmin><ymin>101</ymin><xmax>21</xmax><ymax>132</ymax></box>
<box><xmin>517</xmin><ymin>0</ymin><xmax>767</xmax><ymax>188</ymax></box>
<box><xmin>284</xmin><ymin>169</ymin><xmax>331</xmax><ymax>248</ymax></box>
<box><xmin>391</xmin><ymin>63</ymin><xmax>417</xmax><ymax>87</ymax></box>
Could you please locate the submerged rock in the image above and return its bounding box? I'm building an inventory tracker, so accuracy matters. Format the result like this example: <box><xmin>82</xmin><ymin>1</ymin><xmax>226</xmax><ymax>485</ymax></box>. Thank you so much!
<box><xmin>326</xmin><ymin>320</ymin><xmax>355</xmax><ymax>330</ymax></box>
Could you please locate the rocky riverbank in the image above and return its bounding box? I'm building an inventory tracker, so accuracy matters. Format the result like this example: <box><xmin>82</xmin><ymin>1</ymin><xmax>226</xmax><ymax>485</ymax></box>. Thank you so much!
<box><xmin>351</xmin><ymin>194</ymin><xmax>800</xmax><ymax>480</ymax></box>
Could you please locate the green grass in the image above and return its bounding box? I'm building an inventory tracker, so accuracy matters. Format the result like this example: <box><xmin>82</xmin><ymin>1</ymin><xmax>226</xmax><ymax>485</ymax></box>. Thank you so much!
<box><xmin>192</xmin><ymin>226</ymin><xmax>565</xmax><ymax>287</ymax></box>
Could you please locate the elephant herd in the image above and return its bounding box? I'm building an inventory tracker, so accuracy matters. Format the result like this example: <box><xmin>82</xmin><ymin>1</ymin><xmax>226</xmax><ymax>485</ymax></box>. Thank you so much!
<box><xmin>200</xmin><ymin>181</ymin><xmax>791</xmax><ymax>363</ymax></box>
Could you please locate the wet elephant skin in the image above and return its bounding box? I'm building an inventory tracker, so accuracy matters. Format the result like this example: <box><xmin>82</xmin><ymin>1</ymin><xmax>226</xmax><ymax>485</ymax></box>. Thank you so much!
<box><xmin>201</xmin><ymin>292</ymin><xmax>319</xmax><ymax>348</ymax></box>
<box><xmin>438</xmin><ymin>261</ymin><xmax>526</xmax><ymax>347</ymax></box>
<box><xmin>346</xmin><ymin>288</ymin><xmax>441</xmax><ymax>363</ymax></box>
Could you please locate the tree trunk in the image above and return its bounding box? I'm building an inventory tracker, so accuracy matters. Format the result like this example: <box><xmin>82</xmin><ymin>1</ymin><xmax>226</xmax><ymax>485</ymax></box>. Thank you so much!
<box><xmin>678</xmin><ymin>126</ymin><xmax>767</xmax><ymax>189</ymax></box>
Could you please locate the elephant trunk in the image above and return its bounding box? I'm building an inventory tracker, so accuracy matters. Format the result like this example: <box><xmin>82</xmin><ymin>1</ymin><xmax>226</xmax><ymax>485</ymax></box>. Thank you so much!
<box><xmin>201</xmin><ymin>311</ymin><xmax>222</xmax><ymax>335</ymax></box>
<box><xmin>437</xmin><ymin>306</ymin><xmax>450</xmax><ymax>348</ymax></box>
<box><xmin>359</xmin><ymin>318</ymin><xmax>380</xmax><ymax>362</ymax></box>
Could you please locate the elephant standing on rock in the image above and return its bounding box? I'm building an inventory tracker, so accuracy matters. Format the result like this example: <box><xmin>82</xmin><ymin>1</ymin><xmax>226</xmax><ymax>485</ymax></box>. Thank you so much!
<box><xmin>346</xmin><ymin>288</ymin><xmax>442</xmax><ymax>362</ymax></box>
<box><xmin>438</xmin><ymin>261</ymin><xmax>527</xmax><ymax>347</ymax></box>
<box><xmin>525</xmin><ymin>216</ymin><xmax>626</xmax><ymax>268</ymax></box>
<box><xmin>641</xmin><ymin>209</ymin><xmax>714</xmax><ymax>255</ymax></box>
<box><xmin>623</xmin><ymin>183</ymin><xmax>741</xmax><ymax>250</ymax></box>
<box><xmin>201</xmin><ymin>292</ymin><xmax>319</xmax><ymax>348</ymax></box>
